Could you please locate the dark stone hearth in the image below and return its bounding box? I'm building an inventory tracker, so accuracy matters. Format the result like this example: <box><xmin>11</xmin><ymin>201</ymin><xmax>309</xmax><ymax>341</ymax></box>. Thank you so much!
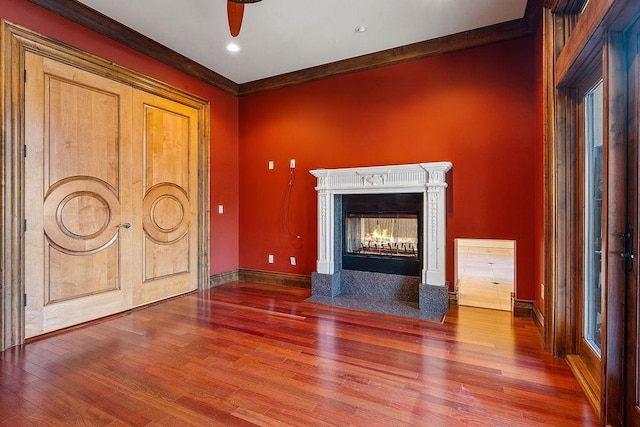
<box><xmin>419</xmin><ymin>283</ymin><xmax>450</xmax><ymax>314</ymax></box>
<box><xmin>311</xmin><ymin>271</ymin><xmax>341</xmax><ymax>297</ymax></box>
<box><xmin>305</xmin><ymin>294</ymin><xmax>444</xmax><ymax>323</ymax></box>
<box><xmin>309</xmin><ymin>270</ymin><xmax>447</xmax><ymax>322</ymax></box>
<box><xmin>341</xmin><ymin>270</ymin><xmax>419</xmax><ymax>301</ymax></box>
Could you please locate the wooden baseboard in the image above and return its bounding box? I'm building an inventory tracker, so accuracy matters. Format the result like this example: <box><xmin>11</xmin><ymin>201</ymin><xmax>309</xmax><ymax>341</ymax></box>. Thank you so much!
<box><xmin>512</xmin><ymin>299</ymin><xmax>534</xmax><ymax>318</ymax></box>
<box><xmin>532</xmin><ymin>302</ymin><xmax>545</xmax><ymax>336</ymax></box>
<box><xmin>238</xmin><ymin>269</ymin><xmax>311</xmax><ymax>288</ymax></box>
<box><xmin>209</xmin><ymin>269</ymin><xmax>239</xmax><ymax>287</ymax></box>
<box><xmin>512</xmin><ymin>299</ymin><xmax>545</xmax><ymax>338</ymax></box>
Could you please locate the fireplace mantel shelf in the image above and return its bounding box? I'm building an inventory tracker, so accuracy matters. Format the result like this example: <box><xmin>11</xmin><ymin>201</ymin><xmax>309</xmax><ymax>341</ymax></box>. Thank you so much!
<box><xmin>311</xmin><ymin>162</ymin><xmax>452</xmax><ymax>194</ymax></box>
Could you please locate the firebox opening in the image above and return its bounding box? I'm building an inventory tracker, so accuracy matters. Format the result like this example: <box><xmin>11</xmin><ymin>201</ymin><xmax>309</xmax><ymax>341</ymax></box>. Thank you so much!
<box><xmin>342</xmin><ymin>193</ymin><xmax>423</xmax><ymax>277</ymax></box>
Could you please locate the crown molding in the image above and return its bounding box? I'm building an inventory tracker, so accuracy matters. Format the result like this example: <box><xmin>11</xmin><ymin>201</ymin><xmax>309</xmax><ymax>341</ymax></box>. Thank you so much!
<box><xmin>239</xmin><ymin>18</ymin><xmax>534</xmax><ymax>96</ymax></box>
<box><xmin>29</xmin><ymin>0</ymin><xmax>541</xmax><ymax>98</ymax></box>
<box><xmin>28</xmin><ymin>0</ymin><xmax>240</xmax><ymax>96</ymax></box>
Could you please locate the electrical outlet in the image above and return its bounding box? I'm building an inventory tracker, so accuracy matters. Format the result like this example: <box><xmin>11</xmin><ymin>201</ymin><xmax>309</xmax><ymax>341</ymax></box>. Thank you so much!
<box><xmin>290</xmin><ymin>159</ymin><xmax>295</xmax><ymax>168</ymax></box>
<box><xmin>290</xmin><ymin>256</ymin><xmax>296</xmax><ymax>266</ymax></box>
<box><xmin>268</xmin><ymin>254</ymin><xmax>274</xmax><ymax>264</ymax></box>
<box><xmin>218</xmin><ymin>204</ymin><xmax>223</xmax><ymax>214</ymax></box>
<box><xmin>268</xmin><ymin>160</ymin><xmax>274</xmax><ymax>170</ymax></box>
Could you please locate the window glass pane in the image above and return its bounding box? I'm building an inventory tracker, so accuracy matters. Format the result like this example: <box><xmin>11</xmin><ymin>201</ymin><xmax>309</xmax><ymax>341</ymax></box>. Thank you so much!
<box><xmin>584</xmin><ymin>79</ymin><xmax>603</xmax><ymax>355</ymax></box>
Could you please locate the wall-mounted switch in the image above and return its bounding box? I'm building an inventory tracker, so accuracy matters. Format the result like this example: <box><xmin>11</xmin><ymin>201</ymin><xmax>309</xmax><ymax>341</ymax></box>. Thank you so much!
<box><xmin>218</xmin><ymin>204</ymin><xmax>224</xmax><ymax>214</ymax></box>
<box><xmin>290</xmin><ymin>256</ymin><xmax>296</xmax><ymax>266</ymax></box>
<box><xmin>290</xmin><ymin>159</ymin><xmax>295</xmax><ymax>168</ymax></box>
<box><xmin>268</xmin><ymin>254</ymin><xmax>274</xmax><ymax>264</ymax></box>
<box><xmin>268</xmin><ymin>160</ymin><xmax>274</xmax><ymax>170</ymax></box>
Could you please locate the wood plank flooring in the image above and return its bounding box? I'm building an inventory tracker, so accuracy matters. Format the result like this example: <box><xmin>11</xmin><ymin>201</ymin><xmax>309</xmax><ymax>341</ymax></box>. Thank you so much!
<box><xmin>1</xmin><ymin>282</ymin><xmax>598</xmax><ymax>426</ymax></box>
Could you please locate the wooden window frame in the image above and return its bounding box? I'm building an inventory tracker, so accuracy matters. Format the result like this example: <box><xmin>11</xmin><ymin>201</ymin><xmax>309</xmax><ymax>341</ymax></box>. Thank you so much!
<box><xmin>546</xmin><ymin>1</ymin><xmax>638</xmax><ymax>425</ymax></box>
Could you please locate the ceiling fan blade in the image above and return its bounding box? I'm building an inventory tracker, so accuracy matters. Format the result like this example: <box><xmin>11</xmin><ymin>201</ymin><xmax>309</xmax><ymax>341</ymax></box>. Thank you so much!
<box><xmin>227</xmin><ymin>1</ymin><xmax>244</xmax><ymax>37</ymax></box>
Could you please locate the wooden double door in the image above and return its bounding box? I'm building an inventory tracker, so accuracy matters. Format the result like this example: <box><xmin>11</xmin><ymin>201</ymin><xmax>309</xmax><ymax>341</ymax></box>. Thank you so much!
<box><xmin>23</xmin><ymin>52</ymin><xmax>200</xmax><ymax>337</ymax></box>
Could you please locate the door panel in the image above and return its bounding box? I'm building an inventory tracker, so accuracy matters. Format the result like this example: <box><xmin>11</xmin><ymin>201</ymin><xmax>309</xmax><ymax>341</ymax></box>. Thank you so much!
<box><xmin>133</xmin><ymin>92</ymin><xmax>199</xmax><ymax>306</ymax></box>
<box><xmin>24</xmin><ymin>52</ymin><xmax>133</xmax><ymax>337</ymax></box>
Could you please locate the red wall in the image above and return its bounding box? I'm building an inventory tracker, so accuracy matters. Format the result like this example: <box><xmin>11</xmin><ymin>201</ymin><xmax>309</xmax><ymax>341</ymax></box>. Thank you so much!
<box><xmin>4</xmin><ymin>0</ymin><xmax>542</xmax><ymax>300</ymax></box>
<box><xmin>2</xmin><ymin>0</ymin><xmax>240</xmax><ymax>275</ymax></box>
<box><xmin>239</xmin><ymin>37</ymin><xmax>539</xmax><ymax>300</ymax></box>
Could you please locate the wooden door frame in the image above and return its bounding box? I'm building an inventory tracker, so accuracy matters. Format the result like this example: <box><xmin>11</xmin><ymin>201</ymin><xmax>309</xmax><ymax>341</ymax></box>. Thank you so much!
<box><xmin>546</xmin><ymin>0</ymin><xmax>639</xmax><ymax>424</ymax></box>
<box><xmin>626</xmin><ymin>15</ymin><xmax>640</xmax><ymax>426</ymax></box>
<box><xmin>0</xmin><ymin>21</ymin><xmax>211</xmax><ymax>352</ymax></box>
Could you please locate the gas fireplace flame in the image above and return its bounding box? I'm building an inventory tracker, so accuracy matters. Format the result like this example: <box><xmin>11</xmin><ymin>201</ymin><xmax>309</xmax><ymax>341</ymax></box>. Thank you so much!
<box><xmin>371</xmin><ymin>229</ymin><xmax>390</xmax><ymax>240</ymax></box>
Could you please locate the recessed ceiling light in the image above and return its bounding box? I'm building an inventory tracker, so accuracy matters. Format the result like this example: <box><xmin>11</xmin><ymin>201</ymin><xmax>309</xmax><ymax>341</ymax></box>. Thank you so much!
<box><xmin>226</xmin><ymin>43</ymin><xmax>240</xmax><ymax>52</ymax></box>
<box><xmin>354</xmin><ymin>25</ymin><xmax>367</xmax><ymax>33</ymax></box>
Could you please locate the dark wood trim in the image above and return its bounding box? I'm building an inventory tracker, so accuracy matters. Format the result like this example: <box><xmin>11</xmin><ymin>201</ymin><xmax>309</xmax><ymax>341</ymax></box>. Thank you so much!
<box><xmin>239</xmin><ymin>19</ymin><xmax>533</xmax><ymax>96</ymax></box>
<box><xmin>544</xmin><ymin>0</ymin><xmax>559</xmax><ymax>11</ymax></box>
<box><xmin>532</xmin><ymin>302</ymin><xmax>545</xmax><ymax>336</ymax></box>
<box><xmin>556</xmin><ymin>0</ymin><xmax>640</xmax><ymax>86</ymax></box>
<box><xmin>556</xmin><ymin>0</ymin><xmax>613</xmax><ymax>86</ymax></box>
<box><xmin>28</xmin><ymin>0</ymin><xmax>541</xmax><ymax>97</ymax></box>
<box><xmin>525</xmin><ymin>0</ymin><xmax>545</xmax><ymax>31</ymax></box>
<box><xmin>238</xmin><ymin>269</ymin><xmax>311</xmax><ymax>289</ymax></box>
<box><xmin>27</xmin><ymin>0</ymin><xmax>239</xmax><ymax>96</ymax></box>
<box><xmin>0</xmin><ymin>19</ymin><xmax>26</xmax><ymax>353</ymax></box>
<box><xmin>603</xmin><ymin>29</ymin><xmax>627</xmax><ymax>427</ymax></box>
<box><xmin>209</xmin><ymin>269</ymin><xmax>240</xmax><ymax>287</ymax></box>
<box><xmin>543</xmin><ymin>8</ymin><xmax>558</xmax><ymax>355</ymax></box>
<box><xmin>625</xmin><ymin>15</ymin><xmax>640</xmax><ymax>427</ymax></box>
<box><xmin>513</xmin><ymin>299</ymin><xmax>535</xmax><ymax>318</ymax></box>
<box><xmin>550</xmin><ymin>0</ymin><xmax>588</xmax><ymax>14</ymax></box>
<box><xmin>553</xmin><ymin>86</ymin><xmax>578</xmax><ymax>359</ymax></box>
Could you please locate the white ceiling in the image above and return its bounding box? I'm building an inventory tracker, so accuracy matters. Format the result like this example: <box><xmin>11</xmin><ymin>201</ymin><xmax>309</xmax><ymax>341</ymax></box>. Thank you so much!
<box><xmin>76</xmin><ymin>0</ymin><xmax>528</xmax><ymax>84</ymax></box>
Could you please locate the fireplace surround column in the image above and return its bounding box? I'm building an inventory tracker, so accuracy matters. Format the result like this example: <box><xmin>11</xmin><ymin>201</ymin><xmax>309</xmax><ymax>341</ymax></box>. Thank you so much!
<box><xmin>310</xmin><ymin>162</ymin><xmax>453</xmax><ymax>314</ymax></box>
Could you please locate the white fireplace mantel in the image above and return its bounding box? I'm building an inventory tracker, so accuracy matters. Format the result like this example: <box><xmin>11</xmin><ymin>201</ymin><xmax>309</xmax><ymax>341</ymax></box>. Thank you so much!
<box><xmin>310</xmin><ymin>162</ymin><xmax>453</xmax><ymax>286</ymax></box>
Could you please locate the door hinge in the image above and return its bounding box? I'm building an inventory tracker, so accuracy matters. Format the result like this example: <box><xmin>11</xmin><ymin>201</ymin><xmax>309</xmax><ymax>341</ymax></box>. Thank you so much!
<box><xmin>23</xmin><ymin>218</ymin><xmax>27</xmax><ymax>232</ymax></box>
<box><xmin>24</xmin><ymin>144</ymin><xmax>27</xmax><ymax>158</ymax></box>
<box><xmin>24</xmin><ymin>293</ymin><xmax>27</xmax><ymax>307</ymax></box>
<box><xmin>621</xmin><ymin>225</ymin><xmax>634</xmax><ymax>273</ymax></box>
<box><xmin>24</xmin><ymin>69</ymin><xmax>27</xmax><ymax>83</ymax></box>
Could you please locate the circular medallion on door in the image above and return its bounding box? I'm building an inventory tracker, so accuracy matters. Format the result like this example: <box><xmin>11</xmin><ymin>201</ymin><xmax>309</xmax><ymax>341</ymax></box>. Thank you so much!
<box><xmin>142</xmin><ymin>183</ymin><xmax>190</xmax><ymax>243</ymax></box>
<box><xmin>43</xmin><ymin>177</ymin><xmax>121</xmax><ymax>254</ymax></box>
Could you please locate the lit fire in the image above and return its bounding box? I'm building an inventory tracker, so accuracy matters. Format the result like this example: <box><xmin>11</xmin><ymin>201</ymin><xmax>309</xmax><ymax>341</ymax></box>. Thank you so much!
<box><xmin>361</xmin><ymin>228</ymin><xmax>417</xmax><ymax>256</ymax></box>
<box><xmin>370</xmin><ymin>228</ymin><xmax>389</xmax><ymax>241</ymax></box>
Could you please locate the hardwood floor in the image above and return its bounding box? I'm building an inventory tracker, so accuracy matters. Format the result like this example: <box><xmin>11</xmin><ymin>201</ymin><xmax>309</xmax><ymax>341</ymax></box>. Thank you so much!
<box><xmin>1</xmin><ymin>282</ymin><xmax>598</xmax><ymax>426</ymax></box>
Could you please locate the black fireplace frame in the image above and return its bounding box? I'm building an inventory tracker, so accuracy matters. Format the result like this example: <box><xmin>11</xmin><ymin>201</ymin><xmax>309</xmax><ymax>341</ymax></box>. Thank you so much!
<box><xmin>342</xmin><ymin>193</ymin><xmax>423</xmax><ymax>277</ymax></box>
